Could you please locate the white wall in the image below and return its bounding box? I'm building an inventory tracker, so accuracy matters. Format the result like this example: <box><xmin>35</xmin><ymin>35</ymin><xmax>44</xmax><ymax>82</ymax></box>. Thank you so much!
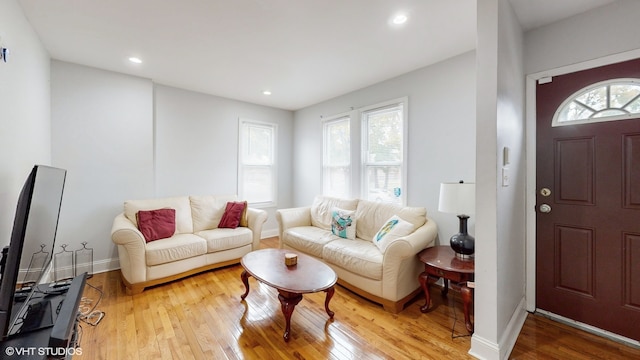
<box><xmin>293</xmin><ymin>51</ymin><xmax>477</xmax><ymax>242</ymax></box>
<box><xmin>51</xmin><ymin>61</ymin><xmax>154</xmax><ymax>273</ymax></box>
<box><xmin>473</xmin><ymin>0</ymin><xmax>500</xmax><ymax>355</ymax></box>
<box><xmin>0</xmin><ymin>0</ymin><xmax>51</xmax><ymax>246</ymax></box>
<box><xmin>525</xmin><ymin>0</ymin><xmax>640</xmax><ymax>76</ymax></box>
<box><xmin>49</xmin><ymin>63</ymin><xmax>293</xmax><ymax>272</ymax></box>
<box><xmin>495</xmin><ymin>0</ymin><xmax>527</xmax><ymax>354</ymax></box>
<box><xmin>154</xmin><ymin>84</ymin><xmax>294</xmax><ymax>235</ymax></box>
<box><xmin>471</xmin><ymin>0</ymin><xmax>527</xmax><ymax>359</ymax></box>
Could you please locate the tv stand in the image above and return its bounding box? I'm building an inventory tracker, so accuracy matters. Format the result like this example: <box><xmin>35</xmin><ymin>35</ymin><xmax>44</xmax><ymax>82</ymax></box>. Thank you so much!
<box><xmin>0</xmin><ymin>273</ymin><xmax>86</xmax><ymax>359</ymax></box>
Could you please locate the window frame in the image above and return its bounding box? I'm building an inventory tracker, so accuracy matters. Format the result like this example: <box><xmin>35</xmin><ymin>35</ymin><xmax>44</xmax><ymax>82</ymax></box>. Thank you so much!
<box><xmin>238</xmin><ymin>118</ymin><xmax>277</xmax><ymax>208</ymax></box>
<box><xmin>321</xmin><ymin>97</ymin><xmax>408</xmax><ymax>205</ymax></box>
<box><xmin>360</xmin><ymin>98</ymin><xmax>408</xmax><ymax>206</ymax></box>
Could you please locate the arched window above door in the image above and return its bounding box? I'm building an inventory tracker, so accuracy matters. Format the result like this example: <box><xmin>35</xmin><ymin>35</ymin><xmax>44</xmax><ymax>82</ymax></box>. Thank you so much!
<box><xmin>552</xmin><ymin>78</ymin><xmax>640</xmax><ymax>127</ymax></box>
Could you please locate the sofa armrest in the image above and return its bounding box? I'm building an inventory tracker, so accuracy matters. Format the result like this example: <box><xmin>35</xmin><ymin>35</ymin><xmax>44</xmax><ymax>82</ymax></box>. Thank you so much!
<box><xmin>381</xmin><ymin>217</ymin><xmax>438</xmax><ymax>301</ymax></box>
<box><xmin>387</xmin><ymin>218</ymin><xmax>438</xmax><ymax>257</ymax></box>
<box><xmin>275</xmin><ymin>206</ymin><xmax>311</xmax><ymax>239</ymax></box>
<box><xmin>246</xmin><ymin>207</ymin><xmax>268</xmax><ymax>250</ymax></box>
<box><xmin>111</xmin><ymin>213</ymin><xmax>147</xmax><ymax>285</ymax></box>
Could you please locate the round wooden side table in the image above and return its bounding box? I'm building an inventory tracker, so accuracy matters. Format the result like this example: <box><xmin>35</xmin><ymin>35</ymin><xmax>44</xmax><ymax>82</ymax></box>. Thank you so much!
<box><xmin>417</xmin><ymin>246</ymin><xmax>475</xmax><ymax>333</ymax></box>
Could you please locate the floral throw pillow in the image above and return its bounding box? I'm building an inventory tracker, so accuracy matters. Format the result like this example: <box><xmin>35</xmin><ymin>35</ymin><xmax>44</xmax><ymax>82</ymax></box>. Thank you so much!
<box><xmin>331</xmin><ymin>207</ymin><xmax>357</xmax><ymax>239</ymax></box>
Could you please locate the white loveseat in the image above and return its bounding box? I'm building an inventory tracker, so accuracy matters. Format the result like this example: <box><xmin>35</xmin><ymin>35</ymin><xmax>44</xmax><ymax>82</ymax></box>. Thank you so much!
<box><xmin>276</xmin><ymin>196</ymin><xmax>437</xmax><ymax>313</ymax></box>
<box><xmin>111</xmin><ymin>195</ymin><xmax>267</xmax><ymax>295</ymax></box>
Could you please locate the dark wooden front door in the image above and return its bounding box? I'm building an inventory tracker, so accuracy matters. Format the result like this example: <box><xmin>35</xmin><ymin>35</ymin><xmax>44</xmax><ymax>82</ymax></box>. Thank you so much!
<box><xmin>536</xmin><ymin>58</ymin><xmax>640</xmax><ymax>341</ymax></box>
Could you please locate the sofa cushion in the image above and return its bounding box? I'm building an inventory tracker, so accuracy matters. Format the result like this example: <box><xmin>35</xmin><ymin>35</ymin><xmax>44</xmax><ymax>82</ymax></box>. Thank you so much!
<box><xmin>322</xmin><ymin>239</ymin><xmax>383</xmax><ymax>281</ymax></box>
<box><xmin>125</xmin><ymin>196</ymin><xmax>194</xmax><ymax>234</ymax></box>
<box><xmin>137</xmin><ymin>208</ymin><xmax>176</xmax><ymax>242</ymax></box>
<box><xmin>372</xmin><ymin>215</ymin><xmax>414</xmax><ymax>253</ymax></box>
<box><xmin>195</xmin><ymin>227</ymin><xmax>252</xmax><ymax>252</ymax></box>
<box><xmin>281</xmin><ymin>226</ymin><xmax>338</xmax><ymax>258</ymax></box>
<box><xmin>310</xmin><ymin>196</ymin><xmax>359</xmax><ymax>230</ymax></box>
<box><xmin>218</xmin><ymin>201</ymin><xmax>246</xmax><ymax>229</ymax></box>
<box><xmin>355</xmin><ymin>200</ymin><xmax>426</xmax><ymax>241</ymax></box>
<box><xmin>145</xmin><ymin>234</ymin><xmax>207</xmax><ymax>266</ymax></box>
<box><xmin>190</xmin><ymin>195</ymin><xmax>238</xmax><ymax>232</ymax></box>
<box><xmin>331</xmin><ymin>207</ymin><xmax>356</xmax><ymax>239</ymax></box>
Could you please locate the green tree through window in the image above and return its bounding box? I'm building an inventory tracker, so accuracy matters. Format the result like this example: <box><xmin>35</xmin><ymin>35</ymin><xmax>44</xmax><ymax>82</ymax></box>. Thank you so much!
<box><xmin>362</xmin><ymin>102</ymin><xmax>405</xmax><ymax>205</ymax></box>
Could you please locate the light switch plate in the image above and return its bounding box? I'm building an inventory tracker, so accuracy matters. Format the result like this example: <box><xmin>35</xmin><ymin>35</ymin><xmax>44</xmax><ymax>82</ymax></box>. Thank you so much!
<box><xmin>502</xmin><ymin>167</ymin><xmax>510</xmax><ymax>187</ymax></box>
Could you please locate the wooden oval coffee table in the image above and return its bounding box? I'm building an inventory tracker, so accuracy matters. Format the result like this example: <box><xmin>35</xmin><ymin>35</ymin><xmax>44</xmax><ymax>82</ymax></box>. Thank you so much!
<box><xmin>240</xmin><ymin>248</ymin><xmax>337</xmax><ymax>342</ymax></box>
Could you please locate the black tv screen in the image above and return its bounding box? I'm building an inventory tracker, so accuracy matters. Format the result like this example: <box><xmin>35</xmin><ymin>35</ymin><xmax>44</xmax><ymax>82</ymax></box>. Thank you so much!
<box><xmin>0</xmin><ymin>165</ymin><xmax>66</xmax><ymax>339</ymax></box>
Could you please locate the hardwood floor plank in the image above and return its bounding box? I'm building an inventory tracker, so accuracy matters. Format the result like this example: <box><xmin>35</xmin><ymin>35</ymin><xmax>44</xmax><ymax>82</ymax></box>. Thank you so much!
<box><xmin>510</xmin><ymin>313</ymin><xmax>640</xmax><ymax>360</ymax></box>
<box><xmin>74</xmin><ymin>237</ymin><xmax>640</xmax><ymax>359</ymax></box>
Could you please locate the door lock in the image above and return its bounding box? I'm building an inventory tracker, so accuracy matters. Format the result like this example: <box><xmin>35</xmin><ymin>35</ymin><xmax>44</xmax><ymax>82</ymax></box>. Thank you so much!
<box><xmin>540</xmin><ymin>188</ymin><xmax>551</xmax><ymax>197</ymax></box>
<box><xmin>539</xmin><ymin>204</ymin><xmax>552</xmax><ymax>213</ymax></box>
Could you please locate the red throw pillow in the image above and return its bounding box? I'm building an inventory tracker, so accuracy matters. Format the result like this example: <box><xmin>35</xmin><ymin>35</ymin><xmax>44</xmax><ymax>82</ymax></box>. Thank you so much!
<box><xmin>137</xmin><ymin>208</ymin><xmax>176</xmax><ymax>242</ymax></box>
<box><xmin>218</xmin><ymin>201</ymin><xmax>246</xmax><ymax>229</ymax></box>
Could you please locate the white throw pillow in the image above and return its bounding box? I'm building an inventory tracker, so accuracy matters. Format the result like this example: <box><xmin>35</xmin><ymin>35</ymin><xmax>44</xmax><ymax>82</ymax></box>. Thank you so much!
<box><xmin>331</xmin><ymin>207</ymin><xmax>357</xmax><ymax>240</ymax></box>
<box><xmin>372</xmin><ymin>215</ymin><xmax>414</xmax><ymax>252</ymax></box>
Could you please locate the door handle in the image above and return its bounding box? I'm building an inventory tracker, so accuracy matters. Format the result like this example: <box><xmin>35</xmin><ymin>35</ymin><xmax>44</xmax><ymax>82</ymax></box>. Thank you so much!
<box><xmin>539</xmin><ymin>204</ymin><xmax>552</xmax><ymax>213</ymax></box>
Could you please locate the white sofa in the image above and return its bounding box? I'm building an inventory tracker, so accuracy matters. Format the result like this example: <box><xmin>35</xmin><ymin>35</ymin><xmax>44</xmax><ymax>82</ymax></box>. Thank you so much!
<box><xmin>276</xmin><ymin>196</ymin><xmax>438</xmax><ymax>313</ymax></box>
<box><xmin>111</xmin><ymin>195</ymin><xmax>267</xmax><ymax>295</ymax></box>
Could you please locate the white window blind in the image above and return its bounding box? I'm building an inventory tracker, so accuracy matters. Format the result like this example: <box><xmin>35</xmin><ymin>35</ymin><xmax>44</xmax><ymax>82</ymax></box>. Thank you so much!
<box><xmin>323</xmin><ymin>116</ymin><xmax>351</xmax><ymax>198</ymax></box>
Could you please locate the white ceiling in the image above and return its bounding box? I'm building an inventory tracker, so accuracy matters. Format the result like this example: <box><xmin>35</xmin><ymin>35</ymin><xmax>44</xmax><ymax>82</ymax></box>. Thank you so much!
<box><xmin>17</xmin><ymin>0</ymin><xmax>616</xmax><ymax>110</ymax></box>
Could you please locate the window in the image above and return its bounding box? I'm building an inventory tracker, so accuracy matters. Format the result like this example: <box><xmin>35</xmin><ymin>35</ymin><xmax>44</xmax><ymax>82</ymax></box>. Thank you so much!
<box><xmin>361</xmin><ymin>101</ymin><xmax>406</xmax><ymax>205</ymax></box>
<box><xmin>238</xmin><ymin>119</ymin><xmax>276</xmax><ymax>206</ymax></box>
<box><xmin>323</xmin><ymin>116</ymin><xmax>351</xmax><ymax>198</ymax></box>
<box><xmin>553</xmin><ymin>78</ymin><xmax>640</xmax><ymax>127</ymax></box>
<box><xmin>322</xmin><ymin>98</ymin><xmax>407</xmax><ymax>205</ymax></box>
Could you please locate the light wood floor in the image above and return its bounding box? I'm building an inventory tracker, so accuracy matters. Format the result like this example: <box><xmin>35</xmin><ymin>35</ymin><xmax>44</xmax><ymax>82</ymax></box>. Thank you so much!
<box><xmin>75</xmin><ymin>238</ymin><xmax>640</xmax><ymax>359</ymax></box>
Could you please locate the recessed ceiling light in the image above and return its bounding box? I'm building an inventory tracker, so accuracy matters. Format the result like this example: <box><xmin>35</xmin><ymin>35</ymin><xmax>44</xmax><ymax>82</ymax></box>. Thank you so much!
<box><xmin>392</xmin><ymin>14</ymin><xmax>408</xmax><ymax>25</ymax></box>
<box><xmin>128</xmin><ymin>57</ymin><xmax>142</xmax><ymax>64</ymax></box>
<box><xmin>263</xmin><ymin>90</ymin><xmax>272</xmax><ymax>96</ymax></box>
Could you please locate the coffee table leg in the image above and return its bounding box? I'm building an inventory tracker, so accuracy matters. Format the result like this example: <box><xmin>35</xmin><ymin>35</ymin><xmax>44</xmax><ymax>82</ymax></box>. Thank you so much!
<box><xmin>278</xmin><ymin>291</ymin><xmax>303</xmax><ymax>342</ymax></box>
<box><xmin>324</xmin><ymin>286</ymin><xmax>335</xmax><ymax>318</ymax></box>
<box><xmin>240</xmin><ymin>269</ymin><xmax>251</xmax><ymax>300</ymax></box>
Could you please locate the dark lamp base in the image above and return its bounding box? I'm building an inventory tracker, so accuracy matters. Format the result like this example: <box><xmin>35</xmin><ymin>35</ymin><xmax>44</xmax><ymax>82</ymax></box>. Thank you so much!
<box><xmin>450</xmin><ymin>215</ymin><xmax>474</xmax><ymax>258</ymax></box>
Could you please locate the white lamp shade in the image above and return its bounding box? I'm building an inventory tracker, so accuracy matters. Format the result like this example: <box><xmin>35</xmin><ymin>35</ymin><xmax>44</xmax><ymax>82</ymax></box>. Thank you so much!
<box><xmin>438</xmin><ymin>182</ymin><xmax>475</xmax><ymax>215</ymax></box>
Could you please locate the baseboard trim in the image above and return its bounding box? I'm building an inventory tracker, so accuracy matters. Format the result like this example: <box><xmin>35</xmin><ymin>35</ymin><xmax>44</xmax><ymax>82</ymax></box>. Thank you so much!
<box><xmin>469</xmin><ymin>334</ymin><xmax>500</xmax><ymax>360</ymax></box>
<box><xmin>23</xmin><ymin>258</ymin><xmax>121</xmax><ymax>281</ymax></box>
<box><xmin>261</xmin><ymin>228</ymin><xmax>279</xmax><ymax>238</ymax></box>
<box><xmin>535</xmin><ymin>309</ymin><xmax>640</xmax><ymax>349</ymax></box>
<box><xmin>469</xmin><ymin>296</ymin><xmax>527</xmax><ymax>360</ymax></box>
<box><xmin>93</xmin><ymin>258</ymin><xmax>121</xmax><ymax>274</ymax></box>
<box><xmin>498</xmin><ymin>297</ymin><xmax>528</xmax><ymax>359</ymax></box>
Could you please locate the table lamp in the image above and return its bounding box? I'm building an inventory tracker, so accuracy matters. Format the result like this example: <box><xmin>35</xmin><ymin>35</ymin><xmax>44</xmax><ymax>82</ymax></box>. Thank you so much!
<box><xmin>439</xmin><ymin>181</ymin><xmax>475</xmax><ymax>258</ymax></box>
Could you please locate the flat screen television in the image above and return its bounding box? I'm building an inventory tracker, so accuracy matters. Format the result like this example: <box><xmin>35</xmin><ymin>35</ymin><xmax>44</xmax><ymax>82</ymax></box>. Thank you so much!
<box><xmin>0</xmin><ymin>165</ymin><xmax>67</xmax><ymax>340</ymax></box>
